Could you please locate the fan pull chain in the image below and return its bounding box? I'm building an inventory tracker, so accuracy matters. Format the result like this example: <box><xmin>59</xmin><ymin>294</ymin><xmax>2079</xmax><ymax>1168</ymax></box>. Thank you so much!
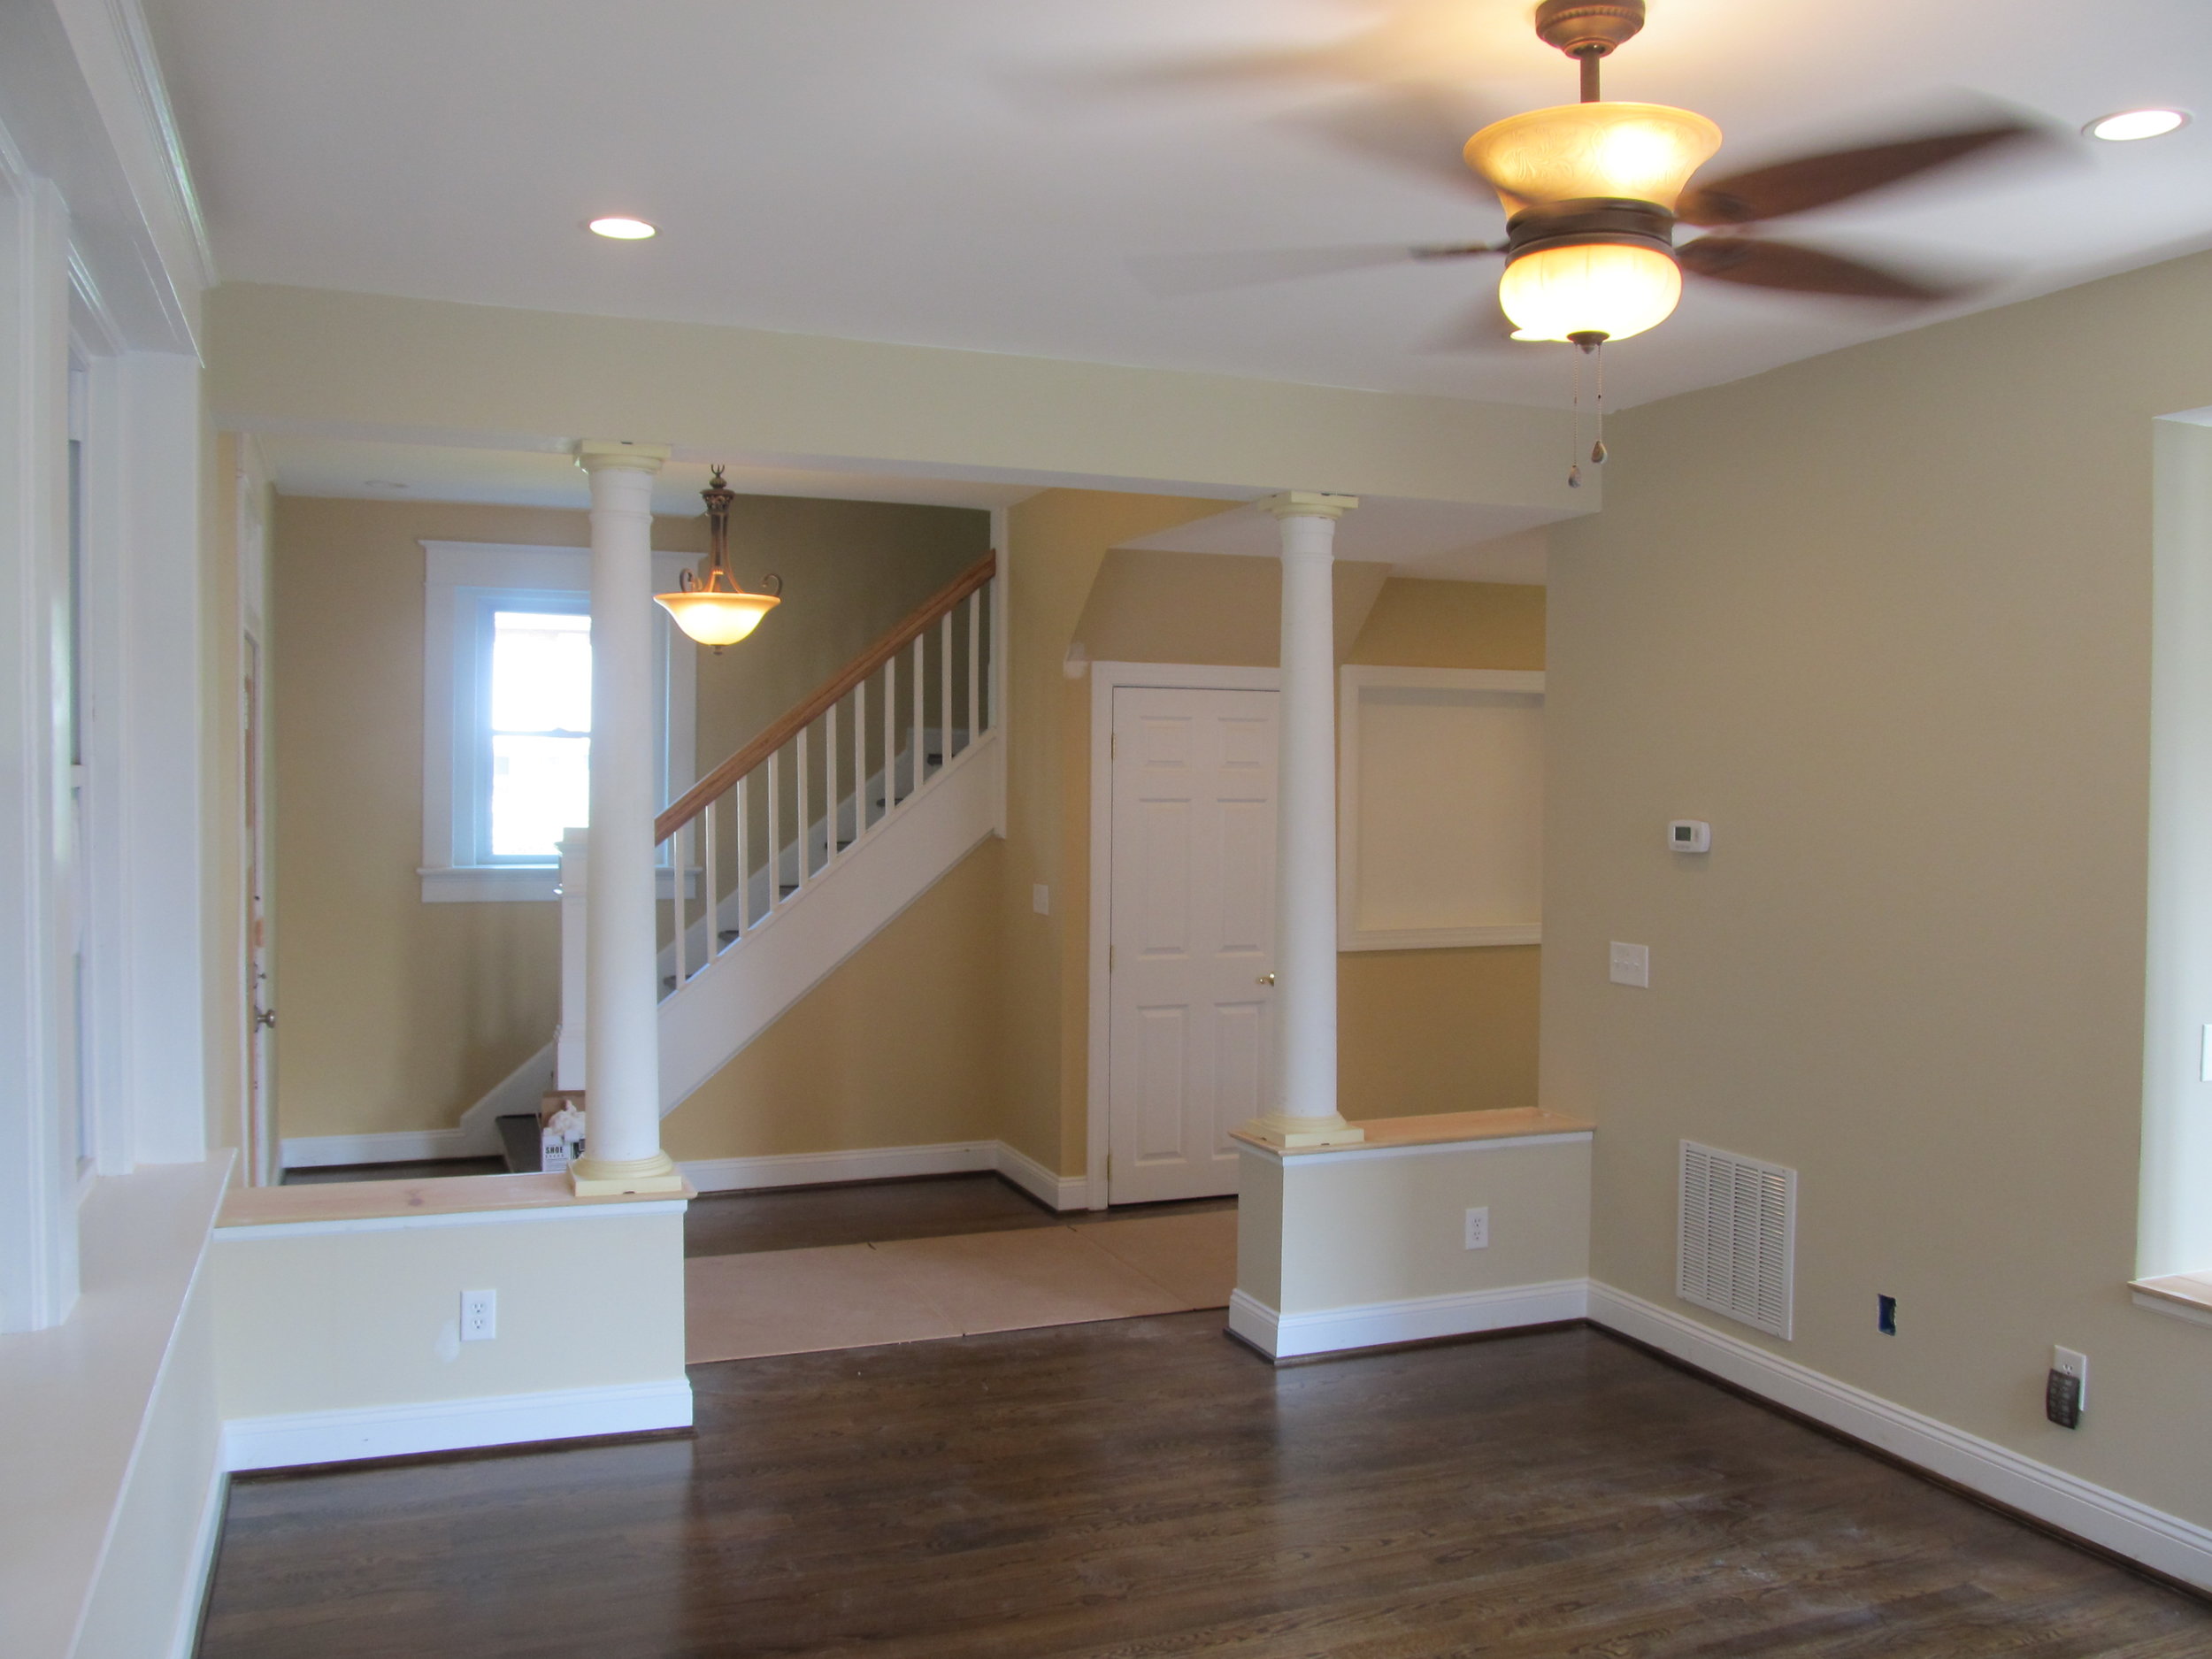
<box><xmin>1567</xmin><ymin>344</ymin><xmax>1584</xmax><ymax>489</ymax></box>
<box><xmin>1591</xmin><ymin>339</ymin><xmax>1608</xmax><ymax>467</ymax></box>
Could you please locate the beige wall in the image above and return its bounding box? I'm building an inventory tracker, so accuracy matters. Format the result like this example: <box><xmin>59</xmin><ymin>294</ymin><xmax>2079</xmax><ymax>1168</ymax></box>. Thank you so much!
<box><xmin>1544</xmin><ymin>249</ymin><xmax>2212</xmax><ymax>1527</ymax></box>
<box><xmin>270</xmin><ymin>492</ymin><xmax>978</xmax><ymax>1143</ymax></box>
<box><xmin>1340</xmin><ymin>579</ymin><xmax>1548</xmax><ymax>1120</ymax></box>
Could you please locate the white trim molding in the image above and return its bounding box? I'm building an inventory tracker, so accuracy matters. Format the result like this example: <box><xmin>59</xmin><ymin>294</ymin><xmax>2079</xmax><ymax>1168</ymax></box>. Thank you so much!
<box><xmin>280</xmin><ymin>1125</ymin><xmax>498</xmax><ymax>1170</ymax></box>
<box><xmin>1087</xmin><ymin>662</ymin><xmax>1282</xmax><ymax>1210</ymax></box>
<box><xmin>678</xmin><ymin>1139</ymin><xmax>1086</xmax><ymax>1210</ymax></box>
<box><xmin>1586</xmin><ymin>1281</ymin><xmax>2212</xmax><ymax>1594</ymax></box>
<box><xmin>1337</xmin><ymin>665</ymin><xmax>1544</xmax><ymax>953</ymax></box>
<box><xmin>221</xmin><ymin>1377</ymin><xmax>694</xmax><ymax>1473</ymax></box>
<box><xmin>1228</xmin><ymin>1279</ymin><xmax>1589</xmax><ymax>1361</ymax></box>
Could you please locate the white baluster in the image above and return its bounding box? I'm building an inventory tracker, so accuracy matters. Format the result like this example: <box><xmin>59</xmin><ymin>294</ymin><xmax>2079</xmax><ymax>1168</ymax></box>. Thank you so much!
<box><xmin>883</xmin><ymin>650</ymin><xmax>897</xmax><ymax>811</ymax></box>
<box><xmin>734</xmin><ymin>775</ymin><xmax>750</xmax><ymax>933</ymax></box>
<box><xmin>940</xmin><ymin>611</ymin><xmax>954</xmax><ymax>767</ymax></box>
<box><xmin>853</xmin><ymin>676</ymin><xmax>868</xmax><ymax>838</ymax></box>
<box><xmin>824</xmin><ymin>697</ymin><xmax>840</xmax><ymax>871</ymax></box>
<box><xmin>670</xmin><ymin>819</ymin><xmax>688</xmax><ymax>991</ymax></box>
<box><xmin>805</xmin><ymin>717</ymin><xmax>823</xmax><ymax>889</ymax></box>
<box><xmin>911</xmin><ymin>635</ymin><xmax>926</xmax><ymax>797</ymax></box>
<box><xmin>966</xmin><ymin>590</ymin><xmax>981</xmax><ymax>756</ymax></box>
<box><xmin>703</xmin><ymin>797</ymin><xmax>719</xmax><ymax>959</ymax></box>
<box><xmin>767</xmin><ymin>743</ymin><xmax>783</xmax><ymax>910</ymax></box>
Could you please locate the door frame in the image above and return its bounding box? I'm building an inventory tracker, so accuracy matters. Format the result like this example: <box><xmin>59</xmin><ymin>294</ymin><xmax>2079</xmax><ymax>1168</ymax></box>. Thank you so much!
<box><xmin>1085</xmin><ymin>661</ymin><xmax>1279</xmax><ymax>1210</ymax></box>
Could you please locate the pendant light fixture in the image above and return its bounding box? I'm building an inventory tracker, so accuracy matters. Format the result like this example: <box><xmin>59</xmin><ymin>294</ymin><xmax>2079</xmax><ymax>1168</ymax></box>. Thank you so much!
<box><xmin>656</xmin><ymin>468</ymin><xmax>781</xmax><ymax>651</ymax></box>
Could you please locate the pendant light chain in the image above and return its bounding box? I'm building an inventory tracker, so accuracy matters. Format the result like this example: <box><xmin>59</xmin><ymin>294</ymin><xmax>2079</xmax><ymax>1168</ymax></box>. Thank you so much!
<box><xmin>1592</xmin><ymin>340</ymin><xmax>1609</xmax><ymax>467</ymax></box>
<box><xmin>1567</xmin><ymin>345</ymin><xmax>1584</xmax><ymax>489</ymax></box>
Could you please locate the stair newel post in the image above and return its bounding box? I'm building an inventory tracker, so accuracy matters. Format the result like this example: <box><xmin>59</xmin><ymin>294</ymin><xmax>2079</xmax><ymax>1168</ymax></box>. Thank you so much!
<box><xmin>1240</xmin><ymin>492</ymin><xmax>1366</xmax><ymax>1150</ymax></box>
<box><xmin>571</xmin><ymin>441</ymin><xmax>685</xmax><ymax>1195</ymax></box>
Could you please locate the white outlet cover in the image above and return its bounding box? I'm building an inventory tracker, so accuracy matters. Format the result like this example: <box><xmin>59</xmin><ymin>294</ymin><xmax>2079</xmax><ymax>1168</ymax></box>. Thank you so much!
<box><xmin>1033</xmin><ymin>884</ymin><xmax>1050</xmax><ymax>916</ymax></box>
<box><xmin>1464</xmin><ymin>1206</ymin><xmax>1490</xmax><ymax>1250</ymax></box>
<box><xmin>1609</xmin><ymin>941</ymin><xmax>1650</xmax><ymax>987</ymax></box>
<box><xmin>461</xmin><ymin>1288</ymin><xmax>497</xmax><ymax>1341</ymax></box>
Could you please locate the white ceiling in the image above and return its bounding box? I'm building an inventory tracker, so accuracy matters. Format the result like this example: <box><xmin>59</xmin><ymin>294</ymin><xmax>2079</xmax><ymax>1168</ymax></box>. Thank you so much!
<box><xmin>1120</xmin><ymin>497</ymin><xmax>1554</xmax><ymax>581</ymax></box>
<box><xmin>147</xmin><ymin>0</ymin><xmax>2212</xmax><ymax>417</ymax></box>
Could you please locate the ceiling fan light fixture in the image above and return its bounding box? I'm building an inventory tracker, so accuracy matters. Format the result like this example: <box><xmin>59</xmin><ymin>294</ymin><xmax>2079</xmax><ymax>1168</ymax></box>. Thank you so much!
<box><xmin>1498</xmin><ymin>242</ymin><xmax>1681</xmax><ymax>343</ymax></box>
<box><xmin>2084</xmin><ymin>108</ymin><xmax>2189</xmax><ymax>142</ymax></box>
<box><xmin>1465</xmin><ymin>102</ymin><xmax>1723</xmax><ymax>211</ymax></box>
<box><xmin>588</xmin><ymin>216</ymin><xmax>657</xmax><ymax>240</ymax></box>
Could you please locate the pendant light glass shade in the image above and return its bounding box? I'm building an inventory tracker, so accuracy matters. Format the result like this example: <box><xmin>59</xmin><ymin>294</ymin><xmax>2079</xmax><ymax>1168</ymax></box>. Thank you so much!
<box><xmin>656</xmin><ymin>572</ymin><xmax>780</xmax><ymax>646</ymax></box>
<box><xmin>1464</xmin><ymin>102</ymin><xmax>1723</xmax><ymax>211</ymax></box>
<box><xmin>1497</xmin><ymin>242</ymin><xmax>1682</xmax><ymax>342</ymax></box>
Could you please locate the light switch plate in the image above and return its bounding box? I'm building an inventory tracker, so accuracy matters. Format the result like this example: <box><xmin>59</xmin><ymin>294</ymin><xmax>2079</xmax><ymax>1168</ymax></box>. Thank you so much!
<box><xmin>1609</xmin><ymin>941</ymin><xmax>1650</xmax><ymax>987</ymax></box>
<box><xmin>1033</xmin><ymin>884</ymin><xmax>1050</xmax><ymax>916</ymax></box>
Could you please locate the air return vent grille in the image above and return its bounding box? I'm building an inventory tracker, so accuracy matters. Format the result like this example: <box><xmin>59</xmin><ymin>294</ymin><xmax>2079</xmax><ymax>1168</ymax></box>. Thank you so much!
<box><xmin>1678</xmin><ymin>1141</ymin><xmax>1796</xmax><ymax>1340</ymax></box>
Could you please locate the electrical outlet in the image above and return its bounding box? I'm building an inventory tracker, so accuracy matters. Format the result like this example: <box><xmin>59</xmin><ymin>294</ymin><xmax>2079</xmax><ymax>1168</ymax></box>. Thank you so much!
<box><xmin>461</xmin><ymin>1288</ymin><xmax>497</xmax><ymax>1342</ymax></box>
<box><xmin>1609</xmin><ymin>941</ymin><xmax>1650</xmax><ymax>987</ymax></box>
<box><xmin>1877</xmin><ymin>1294</ymin><xmax>1897</xmax><ymax>1335</ymax></box>
<box><xmin>1463</xmin><ymin>1207</ymin><xmax>1490</xmax><ymax>1250</ymax></box>
<box><xmin>2052</xmin><ymin>1344</ymin><xmax>2087</xmax><ymax>1409</ymax></box>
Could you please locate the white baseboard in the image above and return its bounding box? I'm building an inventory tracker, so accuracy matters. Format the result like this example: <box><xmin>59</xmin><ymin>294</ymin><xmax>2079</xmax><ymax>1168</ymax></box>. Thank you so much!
<box><xmin>1586</xmin><ymin>1281</ymin><xmax>2212</xmax><ymax>1594</ymax></box>
<box><xmin>995</xmin><ymin>1141</ymin><xmax>1087</xmax><ymax>1211</ymax></box>
<box><xmin>1229</xmin><ymin>1279</ymin><xmax>1590</xmax><ymax>1361</ymax></box>
<box><xmin>222</xmin><ymin>1377</ymin><xmax>693</xmax><ymax>1473</ymax></box>
<box><xmin>165</xmin><ymin>1457</ymin><xmax>228</xmax><ymax>1659</ymax></box>
<box><xmin>280</xmin><ymin>1125</ymin><xmax>499</xmax><ymax>1170</ymax></box>
<box><xmin>680</xmin><ymin>1141</ymin><xmax>998</xmax><ymax>1193</ymax></box>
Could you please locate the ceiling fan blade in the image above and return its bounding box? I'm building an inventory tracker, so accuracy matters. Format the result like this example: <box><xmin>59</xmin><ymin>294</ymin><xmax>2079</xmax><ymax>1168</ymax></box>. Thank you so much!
<box><xmin>1676</xmin><ymin>121</ymin><xmax>2047</xmax><ymax>227</ymax></box>
<box><xmin>1128</xmin><ymin>241</ymin><xmax>1498</xmax><ymax>296</ymax></box>
<box><xmin>1678</xmin><ymin>236</ymin><xmax>1973</xmax><ymax>301</ymax></box>
<box><xmin>1277</xmin><ymin>87</ymin><xmax>1502</xmax><ymax>198</ymax></box>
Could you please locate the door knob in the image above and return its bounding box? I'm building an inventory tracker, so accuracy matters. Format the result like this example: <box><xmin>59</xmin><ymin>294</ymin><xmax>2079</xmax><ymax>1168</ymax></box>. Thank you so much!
<box><xmin>1256</xmin><ymin>972</ymin><xmax>1276</xmax><ymax>986</ymax></box>
<box><xmin>253</xmin><ymin>1006</ymin><xmax>277</xmax><ymax>1032</ymax></box>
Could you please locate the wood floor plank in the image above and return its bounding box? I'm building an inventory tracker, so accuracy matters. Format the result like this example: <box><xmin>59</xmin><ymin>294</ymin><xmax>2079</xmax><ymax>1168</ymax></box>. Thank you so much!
<box><xmin>199</xmin><ymin>1318</ymin><xmax>2211</xmax><ymax>1659</ymax></box>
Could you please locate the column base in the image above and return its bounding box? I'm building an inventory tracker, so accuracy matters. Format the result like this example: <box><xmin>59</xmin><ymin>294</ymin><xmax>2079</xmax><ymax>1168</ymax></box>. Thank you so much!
<box><xmin>570</xmin><ymin>1151</ymin><xmax>688</xmax><ymax>1196</ymax></box>
<box><xmin>1237</xmin><ymin>1115</ymin><xmax>1367</xmax><ymax>1149</ymax></box>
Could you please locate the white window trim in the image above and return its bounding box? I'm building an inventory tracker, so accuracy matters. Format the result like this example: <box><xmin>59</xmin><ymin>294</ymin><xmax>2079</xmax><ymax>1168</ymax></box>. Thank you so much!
<box><xmin>1337</xmin><ymin>664</ymin><xmax>1546</xmax><ymax>952</ymax></box>
<box><xmin>419</xmin><ymin>541</ymin><xmax>696</xmax><ymax>902</ymax></box>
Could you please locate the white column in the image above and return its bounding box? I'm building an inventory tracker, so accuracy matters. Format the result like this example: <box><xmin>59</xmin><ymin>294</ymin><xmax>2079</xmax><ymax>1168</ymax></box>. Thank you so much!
<box><xmin>571</xmin><ymin>442</ymin><xmax>684</xmax><ymax>1194</ymax></box>
<box><xmin>554</xmin><ymin>827</ymin><xmax>588</xmax><ymax>1094</ymax></box>
<box><xmin>1246</xmin><ymin>492</ymin><xmax>1364</xmax><ymax>1148</ymax></box>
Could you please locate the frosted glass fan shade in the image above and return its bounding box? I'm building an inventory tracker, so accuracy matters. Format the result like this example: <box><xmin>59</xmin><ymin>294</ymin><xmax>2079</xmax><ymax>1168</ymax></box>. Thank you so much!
<box><xmin>656</xmin><ymin>588</ymin><xmax>779</xmax><ymax>646</ymax></box>
<box><xmin>1498</xmin><ymin>242</ymin><xmax>1683</xmax><ymax>342</ymax></box>
<box><xmin>1464</xmin><ymin>102</ymin><xmax>1722</xmax><ymax>211</ymax></box>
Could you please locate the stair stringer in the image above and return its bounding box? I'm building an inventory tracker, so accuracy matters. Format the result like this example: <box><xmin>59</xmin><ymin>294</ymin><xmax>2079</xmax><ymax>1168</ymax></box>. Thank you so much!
<box><xmin>658</xmin><ymin>726</ymin><xmax>1002</xmax><ymax>1115</ymax></box>
<box><xmin>453</xmin><ymin>727</ymin><xmax>1002</xmax><ymax>1148</ymax></box>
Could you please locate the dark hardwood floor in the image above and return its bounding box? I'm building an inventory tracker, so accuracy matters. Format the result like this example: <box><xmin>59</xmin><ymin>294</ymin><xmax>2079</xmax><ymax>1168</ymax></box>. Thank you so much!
<box><xmin>682</xmin><ymin>1171</ymin><xmax>1235</xmax><ymax>1257</ymax></box>
<box><xmin>199</xmin><ymin>1317</ymin><xmax>2211</xmax><ymax>1658</ymax></box>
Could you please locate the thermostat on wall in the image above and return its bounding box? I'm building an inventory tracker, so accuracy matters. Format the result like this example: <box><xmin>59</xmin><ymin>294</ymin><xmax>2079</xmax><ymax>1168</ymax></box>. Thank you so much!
<box><xmin>1669</xmin><ymin>819</ymin><xmax>1711</xmax><ymax>853</ymax></box>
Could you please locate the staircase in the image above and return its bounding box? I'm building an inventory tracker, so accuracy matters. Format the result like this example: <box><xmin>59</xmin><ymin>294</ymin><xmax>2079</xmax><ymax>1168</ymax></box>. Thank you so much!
<box><xmin>458</xmin><ymin>553</ymin><xmax>1002</xmax><ymax>1151</ymax></box>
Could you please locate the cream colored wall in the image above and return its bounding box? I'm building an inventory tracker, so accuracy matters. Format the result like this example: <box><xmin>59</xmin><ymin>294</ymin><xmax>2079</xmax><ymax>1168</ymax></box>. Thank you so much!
<box><xmin>271</xmin><ymin>492</ymin><xmax>981</xmax><ymax>1146</ymax></box>
<box><xmin>663</xmin><ymin>844</ymin><xmax>1006</xmax><ymax>1161</ymax></box>
<box><xmin>212</xmin><ymin>1208</ymin><xmax>685</xmax><ymax>1419</ymax></box>
<box><xmin>269</xmin><ymin>498</ymin><xmax>678</xmax><ymax>1140</ymax></box>
<box><xmin>1339</xmin><ymin>580</ymin><xmax>1548</xmax><ymax>1119</ymax></box>
<box><xmin>1544</xmin><ymin>248</ymin><xmax>2212</xmax><ymax>1529</ymax></box>
<box><xmin>994</xmin><ymin>493</ymin><xmax>1241</xmax><ymax>1173</ymax></box>
<box><xmin>689</xmin><ymin>495</ymin><xmax>987</xmax><ymax>767</ymax></box>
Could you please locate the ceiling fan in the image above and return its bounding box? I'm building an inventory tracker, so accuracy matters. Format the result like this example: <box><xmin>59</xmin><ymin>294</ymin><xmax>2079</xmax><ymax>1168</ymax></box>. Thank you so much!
<box><xmin>1137</xmin><ymin>0</ymin><xmax>2051</xmax><ymax>350</ymax></box>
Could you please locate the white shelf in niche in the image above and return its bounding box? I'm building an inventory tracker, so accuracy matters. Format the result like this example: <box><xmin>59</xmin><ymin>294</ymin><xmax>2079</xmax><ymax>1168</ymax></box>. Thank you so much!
<box><xmin>1337</xmin><ymin>665</ymin><xmax>1545</xmax><ymax>952</ymax></box>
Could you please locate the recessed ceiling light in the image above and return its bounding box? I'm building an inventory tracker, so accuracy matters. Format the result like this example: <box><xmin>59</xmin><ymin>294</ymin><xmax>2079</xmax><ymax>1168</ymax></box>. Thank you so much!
<box><xmin>588</xmin><ymin>216</ymin><xmax>657</xmax><ymax>240</ymax></box>
<box><xmin>2085</xmin><ymin>108</ymin><xmax>2189</xmax><ymax>142</ymax></box>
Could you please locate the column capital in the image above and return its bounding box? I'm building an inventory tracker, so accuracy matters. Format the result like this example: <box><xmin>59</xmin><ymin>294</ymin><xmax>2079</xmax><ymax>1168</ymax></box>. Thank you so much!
<box><xmin>576</xmin><ymin>439</ymin><xmax>672</xmax><ymax>474</ymax></box>
<box><xmin>1255</xmin><ymin>491</ymin><xmax>1358</xmax><ymax>521</ymax></box>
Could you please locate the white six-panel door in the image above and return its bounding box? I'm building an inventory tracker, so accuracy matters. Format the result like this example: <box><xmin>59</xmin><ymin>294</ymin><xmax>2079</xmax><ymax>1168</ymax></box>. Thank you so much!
<box><xmin>1108</xmin><ymin>686</ymin><xmax>1279</xmax><ymax>1203</ymax></box>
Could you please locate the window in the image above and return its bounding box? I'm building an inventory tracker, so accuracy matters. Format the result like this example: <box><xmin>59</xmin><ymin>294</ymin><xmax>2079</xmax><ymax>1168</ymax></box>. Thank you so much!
<box><xmin>420</xmin><ymin>542</ymin><xmax>695</xmax><ymax>901</ymax></box>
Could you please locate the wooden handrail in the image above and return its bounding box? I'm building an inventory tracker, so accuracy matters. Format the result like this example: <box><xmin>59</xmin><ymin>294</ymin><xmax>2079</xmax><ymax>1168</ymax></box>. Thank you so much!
<box><xmin>656</xmin><ymin>551</ymin><xmax>996</xmax><ymax>841</ymax></box>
